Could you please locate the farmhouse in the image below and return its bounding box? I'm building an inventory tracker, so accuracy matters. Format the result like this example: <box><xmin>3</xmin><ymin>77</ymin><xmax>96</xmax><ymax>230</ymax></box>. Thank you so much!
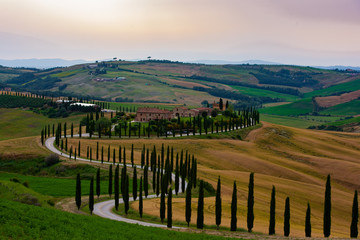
<box><xmin>135</xmin><ymin>107</ymin><xmax>172</xmax><ymax>122</ymax></box>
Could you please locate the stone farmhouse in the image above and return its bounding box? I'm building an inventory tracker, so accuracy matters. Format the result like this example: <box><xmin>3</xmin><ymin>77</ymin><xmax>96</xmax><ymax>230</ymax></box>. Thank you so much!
<box><xmin>135</xmin><ymin>106</ymin><xmax>213</xmax><ymax>122</ymax></box>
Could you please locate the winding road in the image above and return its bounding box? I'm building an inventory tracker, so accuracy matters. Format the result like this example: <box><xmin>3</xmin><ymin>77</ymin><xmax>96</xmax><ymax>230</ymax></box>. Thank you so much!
<box><xmin>45</xmin><ymin>135</ymin><xmax>184</xmax><ymax>229</ymax></box>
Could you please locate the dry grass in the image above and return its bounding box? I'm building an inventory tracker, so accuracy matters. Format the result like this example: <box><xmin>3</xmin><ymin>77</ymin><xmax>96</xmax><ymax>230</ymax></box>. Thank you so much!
<box><xmin>315</xmin><ymin>89</ymin><xmax>360</xmax><ymax>108</ymax></box>
<box><xmin>46</xmin><ymin>123</ymin><xmax>360</xmax><ymax>237</ymax></box>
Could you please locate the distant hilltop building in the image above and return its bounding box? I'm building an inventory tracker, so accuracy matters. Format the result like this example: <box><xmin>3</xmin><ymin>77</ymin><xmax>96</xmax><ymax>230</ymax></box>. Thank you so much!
<box><xmin>135</xmin><ymin>106</ymin><xmax>214</xmax><ymax>122</ymax></box>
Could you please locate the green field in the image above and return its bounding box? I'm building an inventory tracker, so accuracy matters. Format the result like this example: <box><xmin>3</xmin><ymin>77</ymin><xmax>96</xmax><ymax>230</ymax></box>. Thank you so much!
<box><xmin>0</xmin><ymin>108</ymin><xmax>85</xmax><ymax>140</ymax></box>
<box><xmin>327</xmin><ymin>116</ymin><xmax>360</xmax><ymax>126</ymax></box>
<box><xmin>260</xmin><ymin>114</ymin><xmax>320</xmax><ymax>128</ymax></box>
<box><xmin>0</xmin><ymin>199</ymin><xmax>235</xmax><ymax>240</ymax></box>
<box><xmin>304</xmin><ymin>78</ymin><xmax>360</xmax><ymax>98</ymax></box>
<box><xmin>259</xmin><ymin>98</ymin><xmax>314</xmax><ymax>116</ymax></box>
<box><xmin>230</xmin><ymin>85</ymin><xmax>300</xmax><ymax>102</ymax></box>
<box><xmin>319</xmin><ymin>99</ymin><xmax>360</xmax><ymax>116</ymax></box>
<box><xmin>0</xmin><ymin>172</ymin><xmax>111</xmax><ymax>197</ymax></box>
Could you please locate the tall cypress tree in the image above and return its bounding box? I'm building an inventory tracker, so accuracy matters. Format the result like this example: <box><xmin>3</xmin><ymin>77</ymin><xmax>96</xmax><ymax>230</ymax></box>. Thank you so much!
<box><xmin>197</xmin><ymin>180</ymin><xmax>204</xmax><ymax>229</ymax></box>
<box><xmin>139</xmin><ymin>177</ymin><xmax>143</xmax><ymax>218</ymax></box>
<box><xmin>269</xmin><ymin>186</ymin><xmax>276</xmax><ymax>235</ymax></box>
<box><xmin>144</xmin><ymin>166</ymin><xmax>148</xmax><ymax>198</ymax></box>
<box><xmin>107</xmin><ymin>145</ymin><xmax>110</xmax><ymax>162</ymax></box>
<box><xmin>175</xmin><ymin>154</ymin><xmax>179</xmax><ymax>195</ymax></box>
<box><xmin>305</xmin><ymin>203</ymin><xmax>311</xmax><ymax>237</ymax></box>
<box><xmin>351</xmin><ymin>190</ymin><xmax>358</xmax><ymax>238</ymax></box>
<box><xmin>114</xmin><ymin>165</ymin><xmax>119</xmax><ymax>210</ymax></box>
<box><xmin>323</xmin><ymin>174</ymin><xmax>331</xmax><ymax>237</ymax></box>
<box><xmin>131</xmin><ymin>144</ymin><xmax>134</xmax><ymax>167</ymax></box>
<box><xmin>231</xmin><ymin>181</ymin><xmax>237</xmax><ymax>231</ymax></box>
<box><xmin>284</xmin><ymin>197</ymin><xmax>290</xmax><ymax>237</ymax></box>
<box><xmin>71</xmin><ymin>123</ymin><xmax>73</xmax><ymax>138</ymax></box>
<box><xmin>124</xmin><ymin>175</ymin><xmax>129</xmax><ymax>215</ymax></box>
<box><xmin>96</xmin><ymin>168</ymin><xmax>101</xmax><ymax>199</ymax></box>
<box><xmin>167</xmin><ymin>187</ymin><xmax>172</xmax><ymax>228</ymax></box>
<box><xmin>79</xmin><ymin>123</ymin><xmax>82</xmax><ymax>137</ymax></box>
<box><xmin>78</xmin><ymin>141</ymin><xmax>81</xmax><ymax>158</ymax></box>
<box><xmin>108</xmin><ymin>165</ymin><xmax>113</xmax><ymax>198</ymax></box>
<box><xmin>247</xmin><ymin>172</ymin><xmax>254</xmax><ymax>232</ymax></box>
<box><xmin>75</xmin><ymin>173</ymin><xmax>81</xmax><ymax>210</ymax></box>
<box><xmin>160</xmin><ymin>188</ymin><xmax>166</xmax><ymax>223</ymax></box>
<box><xmin>133</xmin><ymin>167</ymin><xmax>137</xmax><ymax>200</ymax></box>
<box><xmin>89</xmin><ymin>177</ymin><xmax>94</xmax><ymax>215</ymax></box>
<box><xmin>215</xmin><ymin>176</ymin><xmax>222</xmax><ymax>229</ymax></box>
<box><xmin>101</xmin><ymin>146</ymin><xmax>104</xmax><ymax>164</ymax></box>
<box><xmin>186</xmin><ymin>180</ymin><xmax>192</xmax><ymax>227</ymax></box>
<box><xmin>96</xmin><ymin>142</ymin><xmax>99</xmax><ymax>160</ymax></box>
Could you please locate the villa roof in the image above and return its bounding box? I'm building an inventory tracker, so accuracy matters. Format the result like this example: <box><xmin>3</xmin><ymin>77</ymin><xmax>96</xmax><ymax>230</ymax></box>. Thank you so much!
<box><xmin>137</xmin><ymin>107</ymin><xmax>171</xmax><ymax>114</ymax></box>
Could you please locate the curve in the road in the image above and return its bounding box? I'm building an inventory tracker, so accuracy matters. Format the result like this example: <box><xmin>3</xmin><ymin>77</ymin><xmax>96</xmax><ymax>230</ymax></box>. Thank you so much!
<box><xmin>45</xmin><ymin>135</ymin><xmax>185</xmax><ymax>229</ymax></box>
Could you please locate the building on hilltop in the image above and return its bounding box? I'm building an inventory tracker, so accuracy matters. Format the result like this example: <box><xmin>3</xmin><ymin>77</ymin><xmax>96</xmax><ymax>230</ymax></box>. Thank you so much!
<box><xmin>212</xmin><ymin>101</ymin><xmax>220</xmax><ymax>110</ymax></box>
<box><xmin>134</xmin><ymin>107</ymin><xmax>172</xmax><ymax>122</ymax></box>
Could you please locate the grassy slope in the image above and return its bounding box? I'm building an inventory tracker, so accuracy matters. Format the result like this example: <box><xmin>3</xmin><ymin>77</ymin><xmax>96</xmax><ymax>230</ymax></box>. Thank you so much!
<box><xmin>0</xmin><ymin>172</ymin><xmax>110</xmax><ymax>197</ymax></box>
<box><xmin>0</xmin><ymin>108</ymin><xmax>85</xmax><ymax>140</ymax></box>
<box><xmin>260</xmin><ymin>114</ymin><xmax>320</xmax><ymax>129</ymax></box>
<box><xmin>259</xmin><ymin>98</ymin><xmax>313</xmax><ymax>116</ymax></box>
<box><xmin>327</xmin><ymin>116</ymin><xmax>360</xmax><ymax>126</ymax></box>
<box><xmin>304</xmin><ymin>78</ymin><xmax>360</xmax><ymax>98</ymax></box>
<box><xmin>0</xmin><ymin>199</ymin><xmax>234</xmax><ymax>240</ymax></box>
<box><xmin>319</xmin><ymin>99</ymin><xmax>360</xmax><ymax>116</ymax></box>
<box><xmin>59</xmin><ymin>125</ymin><xmax>360</xmax><ymax>238</ymax></box>
<box><xmin>230</xmin><ymin>85</ymin><xmax>299</xmax><ymax>101</ymax></box>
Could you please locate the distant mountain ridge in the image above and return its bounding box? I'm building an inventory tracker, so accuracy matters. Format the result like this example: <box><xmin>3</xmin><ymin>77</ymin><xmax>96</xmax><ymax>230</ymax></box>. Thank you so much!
<box><xmin>0</xmin><ymin>58</ymin><xmax>91</xmax><ymax>69</ymax></box>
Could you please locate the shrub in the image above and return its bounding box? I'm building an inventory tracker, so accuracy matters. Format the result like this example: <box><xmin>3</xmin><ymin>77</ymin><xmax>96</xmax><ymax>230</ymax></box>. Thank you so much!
<box><xmin>22</xmin><ymin>181</ymin><xmax>29</xmax><ymax>188</ymax></box>
<box><xmin>44</xmin><ymin>154</ymin><xmax>60</xmax><ymax>167</ymax></box>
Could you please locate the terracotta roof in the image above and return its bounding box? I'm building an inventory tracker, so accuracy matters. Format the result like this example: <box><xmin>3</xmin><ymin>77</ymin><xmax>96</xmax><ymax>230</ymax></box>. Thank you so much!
<box><xmin>137</xmin><ymin>107</ymin><xmax>171</xmax><ymax>114</ymax></box>
<box><xmin>195</xmin><ymin>107</ymin><xmax>212</xmax><ymax>111</ymax></box>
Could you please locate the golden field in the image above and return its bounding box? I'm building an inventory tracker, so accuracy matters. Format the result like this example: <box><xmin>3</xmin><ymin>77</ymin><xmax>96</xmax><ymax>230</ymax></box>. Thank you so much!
<box><xmin>60</xmin><ymin>122</ymin><xmax>360</xmax><ymax>237</ymax></box>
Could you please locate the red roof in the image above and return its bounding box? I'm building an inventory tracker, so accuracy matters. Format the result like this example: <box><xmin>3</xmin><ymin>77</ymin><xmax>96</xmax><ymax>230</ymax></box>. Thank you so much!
<box><xmin>137</xmin><ymin>107</ymin><xmax>170</xmax><ymax>114</ymax></box>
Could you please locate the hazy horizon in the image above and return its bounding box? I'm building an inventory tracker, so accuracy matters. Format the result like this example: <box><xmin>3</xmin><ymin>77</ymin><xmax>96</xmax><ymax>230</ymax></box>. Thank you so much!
<box><xmin>1</xmin><ymin>0</ymin><xmax>360</xmax><ymax>66</ymax></box>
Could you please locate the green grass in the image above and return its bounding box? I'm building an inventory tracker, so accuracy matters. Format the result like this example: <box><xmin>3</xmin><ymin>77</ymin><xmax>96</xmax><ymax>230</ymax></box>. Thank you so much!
<box><xmin>319</xmin><ymin>99</ymin><xmax>360</xmax><ymax>116</ymax></box>
<box><xmin>230</xmin><ymin>85</ymin><xmax>299</xmax><ymax>102</ymax></box>
<box><xmin>327</xmin><ymin>116</ymin><xmax>360</xmax><ymax>126</ymax></box>
<box><xmin>0</xmin><ymin>180</ymin><xmax>53</xmax><ymax>207</ymax></box>
<box><xmin>0</xmin><ymin>172</ymin><xmax>110</xmax><ymax>197</ymax></box>
<box><xmin>260</xmin><ymin>114</ymin><xmax>321</xmax><ymax>129</ymax></box>
<box><xmin>0</xmin><ymin>108</ymin><xmax>85</xmax><ymax>140</ymax></box>
<box><xmin>0</xmin><ymin>199</ymin><xmax>236</xmax><ymax>240</ymax></box>
<box><xmin>304</xmin><ymin>78</ymin><xmax>360</xmax><ymax>98</ymax></box>
<box><xmin>259</xmin><ymin>98</ymin><xmax>314</xmax><ymax>116</ymax></box>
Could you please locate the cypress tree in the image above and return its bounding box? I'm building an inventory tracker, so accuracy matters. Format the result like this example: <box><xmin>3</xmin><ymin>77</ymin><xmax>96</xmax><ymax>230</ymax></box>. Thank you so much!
<box><xmin>119</xmin><ymin>145</ymin><xmax>122</xmax><ymax>163</ymax></box>
<box><xmin>41</xmin><ymin>129</ymin><xmax>44</xmax><ymax>145</ymax></box>
<box><xmin>71</xmin><ymin>123</ymin><xmax>73</xmax><ymax>137</ymax></box>
<box><xmin>160</xmin><ymin>189</ymin><xmax>166</xmax><ymax>223</ymax></box>
<box><xmin>65</xmin><ymin>138</ymin><xmax>68</xmax><ymax>151</ymax></box>
<box><xmin>284</xmin><ymin>197</ymin><xmax>290</xmax><ymax>237</ymax></box>
<box><xmin>305</xmin><ymin>203</ymin><xmax>311</xmax><ymax>237</ymax></box>
<box><xmin>133</xmin><ymin>167</ymin><xmax>137</xmax><ymax>200</ymax></box>
<box><xmin>215</xmin><ymin>176</ymin><xmax>222</xmax><ymax>229</ymax></box>
<box><xmin>108</xmin><ymin>145</ymin><xmax>110</xmax><ymax>162</ymax></box>
<box><xmin>90</xmin><ymin>147</ymin><xmax>92</xmax><ymax>161</ymax></box>
<box><xmin>79</xmin><ymin>123</ymin><xmax>82</xmax><ymax>137</ymax></box>
<box><xmin>141</xmin><ymin>145</ymin><xmax>145</xmax><ymax>168</ymax></box>
<box><xmin>247</xmin><ymin>172</ymin><xmax>254</xmax><ymax>232</ymax></box>
<box><xmin>231</xmin><ymin>181</ymin><xmax>237</xmax><ymax>231</ymax></box>
<box><xmin>269</xmin><ymin>186</ymin><xmax>276</xmax><ymax>235</ymax></box>
<box><xmin>89</xmin><ymin>177</ymin><xmax>94</xmax><ymax>215</ymax></box>
<box><xmin>156</xmin><ymin>167</ymin><xmax>160</xmax><ymax>196</ymax></box>
<box><xmin>101</xmin><ymin>146</ymin><xmax>104</xmax><ymax>164</ymax></box>
<box><xmin>108</xmin><ymin>165</ymin><xmax>112</xmax><ymax>198</ymax></box>
<box><xmin>124</xmin><ymin>175</ymin><xmax>130</xmax><ymax>215</ymax></box>
<box><xmin>96</xmin><ymin>142</ymin><xmax>99</xmax><ymax>160</ymax></box>
<box><xmin>323</xmin><ymin>174</ymin><xmax>331</xmax><ymax>238</ymax></box>
<box><xmin>96</xmin><ymin>168</ymin><xmax>100</xmax><ymax>199</ymax></box>
<box><xmin>75</xmin><ymin>173</ymin><xmax>81</xmax><ymax>210</ymax></box>
<box><xmin>114</xmin><ymin>165</ymin><xmax>119</xmax><ymax>210</ymax></box>
<box><xmin>113</xmin><ymin>148</ymin><xmax>116</xmax><ymax>165</ymax></box>
<box><xmin>139</xmin><ymin>177</ymin><xmax>143</xmax><ymax>218</ymax></box>
<box><xmin>197</xmin><ymin>180</ymin><xmax>204</xmax><ymax>229</ymax></box>
<box><xmin>351</xmin><ymin>190</ymin><xmax>358</xmax><ymax>238</ymax></box>
<box><xmin>78</xmin><ymin>141</ymin><xmax>81</xmax><ymax>157</ymax></box>
<box><xmin>175</xmin><ymin>155</ymin><xmax>179</xmax><ymax>195</ymax></box>
<box><xmin>186</xmin><ymin>180</ymin><xmax>192</xmax><ymax>226</ymax></box>
<box><xmin>167</xmin><ymin>187</ymin><xmax>172</xmax><ymax>228</ymax></box>
<box><xmin>144</xmin><ymin>166</ymin><xmax>148</xmax><ymax>198</ymax></box>
<box><xmin>64</xmin><ymin>122</ymin><xmax>67</xmax><ymax>138</ymax></box>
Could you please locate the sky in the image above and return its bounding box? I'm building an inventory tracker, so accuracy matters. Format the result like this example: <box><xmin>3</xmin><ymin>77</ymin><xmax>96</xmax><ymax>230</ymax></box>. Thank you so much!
<box><xmin>1</xmin><ymin>0</ymin><xmax>360</xmax><ymax>66</ymax></box>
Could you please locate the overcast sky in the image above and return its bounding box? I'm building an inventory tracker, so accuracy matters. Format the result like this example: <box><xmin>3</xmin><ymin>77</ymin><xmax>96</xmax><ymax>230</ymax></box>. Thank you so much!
<box><xmin>1</xmin><ymin>0</ymin><xmax>360</xmax><ymax>66</ymax></box>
